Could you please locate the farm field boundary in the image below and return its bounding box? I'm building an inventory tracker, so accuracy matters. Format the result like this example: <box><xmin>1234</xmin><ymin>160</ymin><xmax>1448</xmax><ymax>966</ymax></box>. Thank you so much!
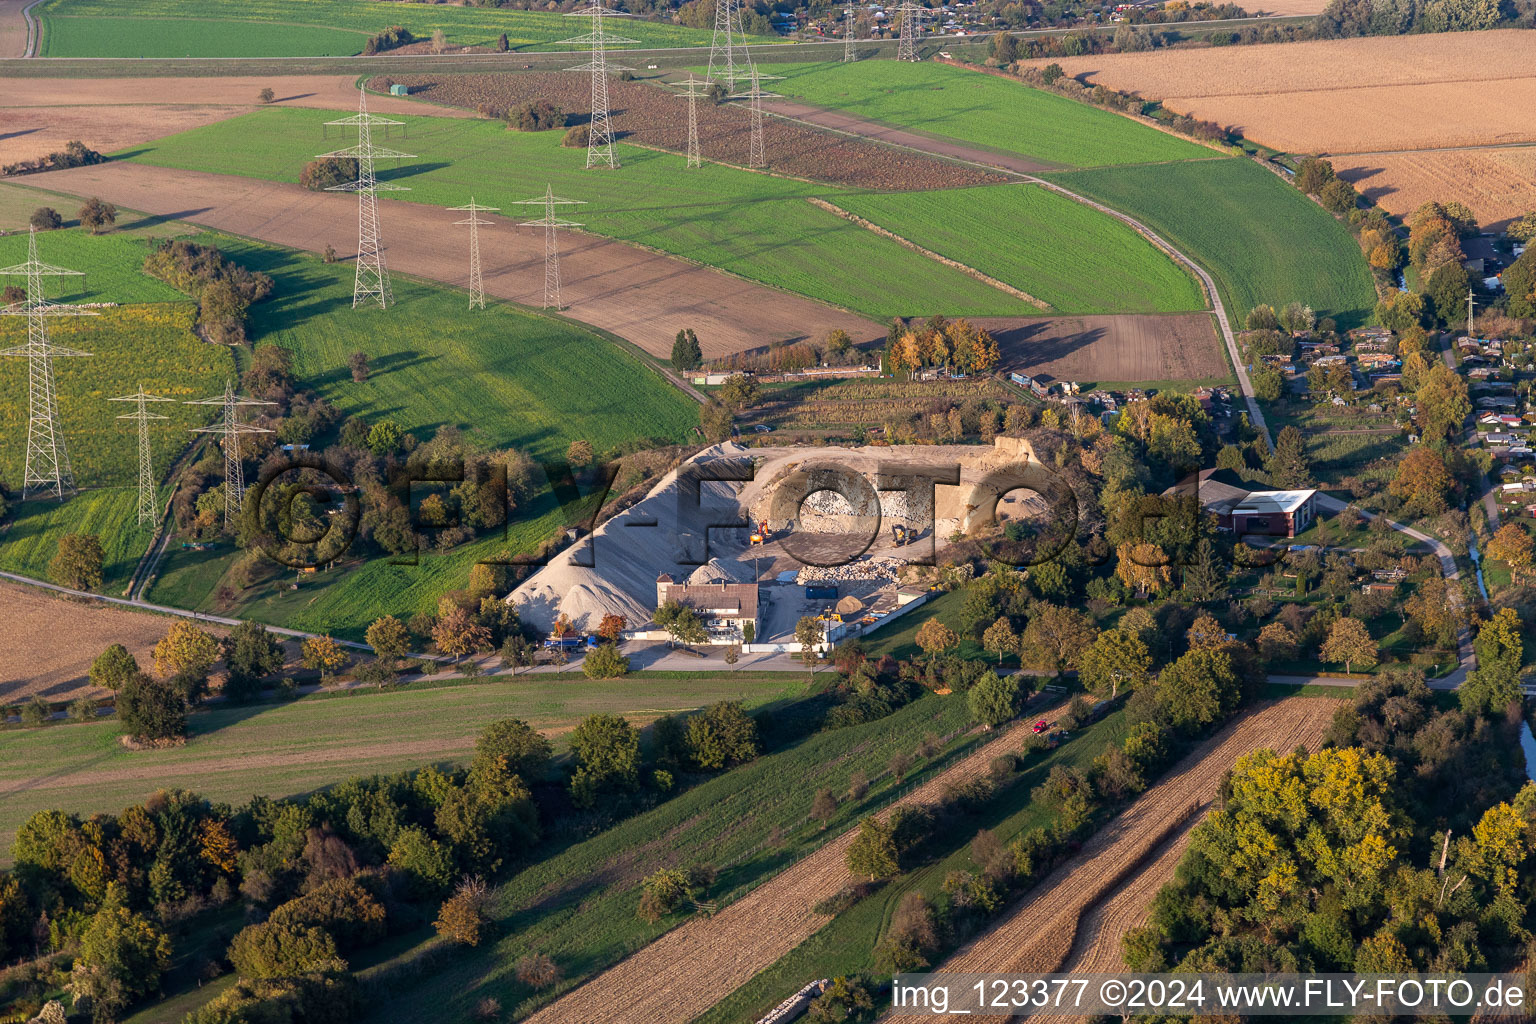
<box><xmin>884</xmin><ymin>697</ymin><xmax>1341</xmax><ymax>1022</ymax></box>
<box><xmin>519</xmin><ymin>696</ymin><xmax>1075</xmax><ymax>1024</ymax></box>
<box><xmin>809</xmin><ymin>197</ymin><xmax>1049</xmax><ymax>309</ymax></box>
<box><xmin>972</xmin><ymin>312</ymin><xmax>1230</xmax><ymax>385</ymax></box>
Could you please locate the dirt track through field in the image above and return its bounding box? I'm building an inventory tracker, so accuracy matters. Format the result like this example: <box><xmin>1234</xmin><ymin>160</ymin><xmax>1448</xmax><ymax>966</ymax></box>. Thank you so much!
<box><xmin>0</xmin><ymin>0</ymin><xmax>29</xmax><ymax>58</ymax></box>
<box><xmin>522</xmin><ymin>696</ymin><xmax>1072</xmax><ymax>1024</ymax></box>
<box><xmin>885</xmin><ymin>697</ymin><xmax>1341</xmax><ymax>1023</ymax></box>
<box><xmin>23</xmin><ymin>161</ymin><xmax>882</xmax><ymax>358</ymax></box>
<box><xmin>0</xmin><ymin>75</ymin><xmax>470</xmax><ymax>166</ymax></box>
<box><xmin>976</xmin><ymin>313</ymin><xmax>1227</xmax><ymax>383</ymax></box>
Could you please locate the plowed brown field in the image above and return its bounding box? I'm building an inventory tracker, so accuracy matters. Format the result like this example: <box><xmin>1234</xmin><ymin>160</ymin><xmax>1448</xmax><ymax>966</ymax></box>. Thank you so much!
<box><xmin>522</xmin><ymin>696</ymin><xmax>1073</xmax><ymax>1024</ymax></box>
<box><xmin>976</xmin><ymin>313</ymin><xmax>1227</xmax><ymax>384</ymax></box>
<box><xmin>1021</xmin><ymin>31</ymin><xmax>1536</xmax><ymax>231</ymax></box>
<box><xmin>885</xmin><ymin>696</ymin><xmax>1341</xmax><ymax>1023</ymax></box>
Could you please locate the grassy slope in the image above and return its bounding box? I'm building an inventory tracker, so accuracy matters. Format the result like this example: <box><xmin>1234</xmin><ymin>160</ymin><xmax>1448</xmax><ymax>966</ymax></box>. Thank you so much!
<box><xmin>36</xmin><ymin>0</ymin><xmax>740</xmax><ymax>57</ymax></box>
<box><xmin>767</xmin><ymin>61</ymin><xmax>1213</xmax><ymax>169</ymax></box>
<box><xmin>216</xmin><ymin>236</ymin><xmax>697</xmax><ymax>461</ymax></box>
<box><xmin>119</xmin><ymin>109</ymin><xmax>1034</xmax><ymax>320</ymax></box>
<box><xmin>833</xmin><ymin>183</ymin><xmax>1205</xmax><ymax>314</ymax></box>
<box><xmin>694</xmin><ymin>707</ymin><xmax>1130</xmax><ymax>1024</ymax></box>
<box><xmin>0</xmin><ymin>487</ymin><xmax>151</xmax><ymax>591</ymax></box>
<box><xmin>1046</xmin><ymin>159</ymin><xmax>1378</xmax><ymax>329</ymax></box>
<box><xmin>0</xmin><ymin>672</ymin><xmax>811</xmax><ymax>861</ymax></box>
<box><xmin>362</xmin><ymin>693</ymin><xmax>980</xmax><ymax>1023</ymax></box>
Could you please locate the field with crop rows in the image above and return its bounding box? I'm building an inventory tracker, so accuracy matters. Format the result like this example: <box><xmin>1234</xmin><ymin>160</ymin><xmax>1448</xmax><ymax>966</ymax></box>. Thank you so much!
<box><xmin>359</xmin><ymin>693</ymin><xmax>982</xmax><ymax>1023</ymax></box>
<box><xmin>833</xmin><ymin>184</ymin><xmax>1204</xmax><ymax>314</ymax></box>
<box><xmin>215</xmin><ymin>235</ymin><xmax>698</xmax><ymax>462</ymax></box>
<box><xmin>766</xmin><ymin>61</ymin><xmax>1214</xmax><ymax>169</ymax></box>
<box><xmin>0</xmin><ymin>487</ymin><xmax>150</xmax><ymax>591</ymax></box>
<box><xmin>0</xmin><ymin>671</ymin><xmax>812</xmax><ymax>859</ymax></box>
<box><xmin>36</xmin><ymin>0</ymin><xmax>737</xmax><ymax>57</ymax></box>
<box><xmin>1046</xmin><ymin>159</ymin><xmax>1377</xmax><ymax>328</ymax></box>
<box><xmin>0</xmin><ymin>303</ymin><xmax>232</xmax><ymax>488</ymax></box>
<box><xmin>0</xmin><ymin>229</ymin><xmax>191</xmax><ymax>305</ymax></box>
<box><xmin>125</xmin><ymin>110</ymin><xmax>1038</xmax><ymax>319</ymax></box>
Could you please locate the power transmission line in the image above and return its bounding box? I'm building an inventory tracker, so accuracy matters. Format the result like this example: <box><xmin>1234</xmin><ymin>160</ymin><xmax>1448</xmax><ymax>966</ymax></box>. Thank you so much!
<box><xmin>511</xmin><ymin>185</ymin><xmax>586</xmax><ymax>311</ymax></box>
<box><xmin>561</xmin><ymin>4</ymin><xmax>637</xmax><ymax>170</ymax></box>
<box><xmin>108</xmin><ymin>385</ymin><xmax>174</xmax><ymax>525</ymax></box>
<box><xmin>844</xmin><ymin>2</ymin><xmax>857</xmax><ymax>62</ymax></box>
<box><xmin>738</xmin><ymin>68</ymin><xmax>785</xmax><ymax>170</ymax></box>
<box><xmin>707</xmin><ymin>0</ymin><xmax>755</xmax><ymax>88</ymax></box>
<box><xmin>896</xmin><ymin>1</ymin><xmax>928</xmax><ymax>61</ymax></box>
<box><xmin>0</xmin><ymin>227</ymin><xmax>95</xmax><ymax>500</ymax></box>
<box><xmin>669</xmin><ymin>75</ymin><xmax>712</xmax><ymax>168</ymax></box>
<box><xmin>447</xmin><ymin>198</ymin><xmax>499</xmax><ymax>310</ymax></box>
<box><xmin>319</xmin><ymin>87</ymin><xmax>416</xmax><ymax>309</ymax></box>
<box><xmin>186</xmin><ymin>381</ymin><xmax>274</xmax><ymax>526</ymax></box>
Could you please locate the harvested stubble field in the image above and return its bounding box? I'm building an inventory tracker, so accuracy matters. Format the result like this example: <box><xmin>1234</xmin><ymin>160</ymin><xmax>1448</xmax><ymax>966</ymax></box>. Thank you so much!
<box><xmin>516</xmin><ymin>696</ymin><xmax>1074</xmax><ymax>1024</ymax></box>
<box><xmin>1023</xmin><ymin>31</ymin><xmax>1536</xmax><ymax>230</ymax></box>
<box><xmin>976</xmin><ymin>312</ymin><xmax>1228</xmax><ymax>384</ymax></box>
<box><xmin>885</xmin><ymin>697</ymin><xmax>1341</xmax><ymax>1024</ymax></box>
<box><xmin>0</xmin><ymin>582</ymin><xmax>189</xmax><ymax>704</ymax></box>
<box><xmin>0</xmin><ymin>74</ymin><xmax>469</xmax><ymax>167</ymax></box>
<box><xmin>386</xmin><ymin>73</ymin><xmax>1007</xmax><ymax>193</ymax></box>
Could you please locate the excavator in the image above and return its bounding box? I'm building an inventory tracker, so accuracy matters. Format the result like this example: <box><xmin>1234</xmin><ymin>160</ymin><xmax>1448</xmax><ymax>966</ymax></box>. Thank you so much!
<box><xmin>890</xmin><ymin>524</ymin><xmax>910</xmax><ymax>547</ymax></box>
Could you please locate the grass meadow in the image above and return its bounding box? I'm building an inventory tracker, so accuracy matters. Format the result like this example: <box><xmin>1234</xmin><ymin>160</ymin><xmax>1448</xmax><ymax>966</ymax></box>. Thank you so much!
<box><xmin>694</xmin><ymin>705</ymin><xmax>1129</xmax><ymax>1024</ymax></box>
<box><xmin>833</xmin><ymin>183</ymin><xmax>1205</xmax><ymax>314</ymax></box>
<box><xmin>0</xmin><ymin>487</ymin><xmax>152</xmax><ymax>591</ymax></box>
<box><xmin>36</xmin><ymin>0</ymin><xmax>737</xmax><ymax>57</ymax></box>
<box><xmin>765</xmin><ymin>61</ymin><xmax>1214</xmax><ymax>169</ymax></box>
<box><xmin>0</xmin><ymin>671</ymin><xmax>813</xmax><ymax>861</ymax></box>
<box><xmin>360</xmin><ymin>692</ymin><xmax>981</xmax><ymax>1023</ymax></box>
<box><xmin>120</xmin><ymin>109</ymin><xmax>1040</xmax><ymax>319</ymax></box>
<box><xmin>1046</xmin><ymin>159</ymin><xmax>1378</xmax><ymax>329</ymax></box>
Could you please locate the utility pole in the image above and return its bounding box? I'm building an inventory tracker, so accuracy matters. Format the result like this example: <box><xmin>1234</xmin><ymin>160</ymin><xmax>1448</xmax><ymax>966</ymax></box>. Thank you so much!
<box><xmin>707</xmin><ymin>0</ymin><xmax>754</xmax><ymax>89</ymax></box>
<box><xmin>447</xmin><ymin>198</ymin><xmax>498</xmax><ymax>310</ymax></box>
<box><xmin>186</xmin><ymin>381</ymin><xmax>274</xmax><ymax>526</ymax></box>
<box><xmin>896</xmin><ymin>1</ymin><xmax>927</xmax><ymax>61</ymax></box>
<box><xmin>670</xmin><ymin>74</ymin><xmax>711</xmax><ymax>169</ymax></box>
<box><xmin>319</xmin><ymin>87</ymin><xmax>416</xmax><ymax>309</ymax></box>
<box><xmin>741</xmin><ymin>68</ymin><xmax>785</xmax><ymax>170</ymax></box>
<box><xmin>0</xmin><ymin>227</ymin><xmax>95</xmax><ymax>500</ymax></box>
<box><xmin>844</xmin><ymin>2</ymin><xmax>857</xmax><ymax>62</ymax></box>
<box><xmin>511</xmin><ymin>185</ymin><xmax>586</xmax><ymax>311</ymax></box>
<box><xmin>109</xmin><ymin>385</ymin><xmax>175</xmax><ymax>525</ymax></box>
<box><xmin>1467</xmin><ymin>288</ymin><xmax>1476</xmax><ymax>339</ymax></box>
<box><xmin>561</xmin><ymin>3</ymin><xmax>637</xmax><ymax>170</ymax></box>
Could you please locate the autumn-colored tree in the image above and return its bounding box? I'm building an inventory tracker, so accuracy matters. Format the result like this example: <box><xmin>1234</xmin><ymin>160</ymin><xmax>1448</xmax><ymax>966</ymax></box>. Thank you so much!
<box><xmin>566</xmin><ymin>439</ymin><xmax>594</xmax><ymax>467</ymax></box>
<box><xmin>1256</xmin><ymin>621</ymin><xmax>1299</xmax><ymax>662</ymax></box>
<box><xmin>1021</xmin><ymin>604</ymin><xmax>1098</xmax><ymax>673</ymax></box>
<box><xmin>365</xmin><ymin>614</ymin><xmax>411</xmax><ymax>665</ymax></box>
<box><xmin>433</xmin><ymin>606</ymin><xmax>492</xmax><ymax>660</ymax></box>
<box><xmin>199</xmin><ymin>819</ymin><xmax>240</xmax><ymax>876</ymax></box>
<box><xmin>300</xmin><ymin>635</ymin><xmax>351</xmax><ymax>675</ymax></box>
<box><xmin>434</xmin><ymin>877</ymin><xmax>491</xmax><ymax>946</ymax></box>
<box><xmin>981</xmin><ymin>616</ymin><xmax>1018</xmax><ymax>664</ymax></box>
<box><xmin>1320</xmin><ymin>617</ymin><xmax>1377</xmax><ymax>673</ymax></box>
<box><xmin>596</xmin><ymin>613</ymin><xmax>627</xmax><ymax>642</ymax></box>
<box><xmin>914</xmin><ymin>618</ymin><xmax>960</xmax><ymax>661</ymax></box>
<box><xmin>1487</xmin><ymin>523</ymin><xmax>1534</xmax><ymax>578</ymax></box>
<box><xmin>51</xmin><ymin>533</ymin><xmax>104</xmax><ymax>591</ymax></box>
<box><xmin>153</xmin><ymin>621</ymin><xmax>220</xmax><ymax>679</ymax></box>
<box><xmin>1388</xmin><ymin>445</ymin><xmax>1453</xmax><ymax>515</ymax></box>
<box><xmin>1414</xmin><ymin>364</ymin><xmax>1471</xmax><ymax>443</ymax></box>
<box><xmin>1185</xmin><ymin>612</ymin><xmax>1231</xmax><ymax>653</ymax></box>
<box><xmin>1115</xmin><ymin>542</ymin><xmax>1174</xmax><ymax>595</ymax></box>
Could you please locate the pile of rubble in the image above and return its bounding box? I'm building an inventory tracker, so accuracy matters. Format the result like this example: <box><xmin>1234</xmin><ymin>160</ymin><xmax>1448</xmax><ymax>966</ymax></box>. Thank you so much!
<box><xmin>795</xmin><ymin>556</ymin><xmax>905</xmax><ymax>585</ymax></box>
<box><xmin>796</xmin><ymin>489</ymin><xmax>914</xmax><ymax>520</ymax></box>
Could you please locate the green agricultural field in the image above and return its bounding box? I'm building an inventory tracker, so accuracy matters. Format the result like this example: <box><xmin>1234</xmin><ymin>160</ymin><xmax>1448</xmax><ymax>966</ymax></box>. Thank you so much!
<box><xmin>695</xmin><ymin>706</ymin><xmax>1129</xmax><ymax>1024</ymax></box>
<box><xmin>0</xmin><ymin>303</ymin><xmax>233</xmax><ymax>489</ymax></box>
<box><xmin>0</xmin><ymin>672</ymin><xmax>811</xmax><ymax>858</ymax></box>
<box><xmin>0</xmin><ymin>487</ymin><xmax>151</xmax><ymax>592</ymax></box>
<box><xmin>360</xmin><ymin>692</ymin><xmax>980</xmax><ymax>1023</ymax></box>
<box><xmin>0</xmin><ymin>229</ymin><xmax>191</xmax><ymax>305</ymax></box>
<box><xmin>36</xmin><ymin>0</ymin><xmax>741</xmax><ymax>58</ymax></box>
<box><xmin>765</xmin><ymin>61</ymin><xmax>1213</xmax><ymax>169</ymax></box>
<box><xmin>212</xmin><ymin>235</ymin><xmax>698</xmax><ymax>462</ymax></box>
<box><xmin>1046</xmin><ymin>159</ymin><xmax>1378</xmax><ymax>329</ymax></box>
<box><xmin>833</xmin><ymin>183</ymin><xmax>1205</xmax><ymax>314</ymax></box>
<box><xmin>122</xmin><ymin>110</ymin><xmax>1042</xmax><ymax>319</ymax></box>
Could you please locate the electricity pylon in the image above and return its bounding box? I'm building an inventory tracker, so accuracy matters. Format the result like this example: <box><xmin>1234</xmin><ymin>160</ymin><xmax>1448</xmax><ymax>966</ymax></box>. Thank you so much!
<box><xmin>670</xmin><ymin>75</ymin><xmax>712</xmax><ymax>168</ymax></box>
<box><xmin>186</xmin><ymin>381</ymin><xmax>274</xmax><ymax>526</ymax></box>
<box><xmin>0</xmin><ymin>227</ymin><xmax>95</xmax><ymax>500</ymax></box>
<box><xmin>1467</xmin><ymin>288</ymin><xmax>1476</xmax><ymax>338</ymax></box>
<box><xmin>561</xmin><ymin>4</ymin><xmax>637</xmax><ymax>170</ymax></box>
<box><xmin>844</xmin><ymin>2</ymin><xmax>857</xmax><ymax>62</ymax></box>
<box><xmin>109</xmin><ymin>385</ymin><xmax>174</xmax><ymax>525</ymax></box>
<box><xmin>511</xmin><ymin>185</ymin><xmax>585</xmax><ymax>311</ymax></box>
<box><xmin>896</xmin><ymin>1</ymin><xmax>927</xmax><ymax>61</ymax></box>
<box><xmin>448</xmin><ymin>198</ymin><xmax>498</xmax><ymax>310</ymax></box>
<box><xmin>707</xmin><ymin>0</ymin><xmax>754</xmax><ymax>88</ymax></box>
<box><xmin>738</xmin><ymin>68</ymin><xmax>784</xmax><ymax>170</ymax></box>
<box><xmin>320</xmin><ymin>87</ymin><xmax>416</xmax><ymax>309</ymax></box>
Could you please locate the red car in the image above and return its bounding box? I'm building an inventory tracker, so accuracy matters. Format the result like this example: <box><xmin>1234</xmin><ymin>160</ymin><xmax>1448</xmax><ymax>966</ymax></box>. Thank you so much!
<box><xmin>1032</xmin><ymin>720</ymin><xmax>1050</xmax><ymax>734</ymax></box>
